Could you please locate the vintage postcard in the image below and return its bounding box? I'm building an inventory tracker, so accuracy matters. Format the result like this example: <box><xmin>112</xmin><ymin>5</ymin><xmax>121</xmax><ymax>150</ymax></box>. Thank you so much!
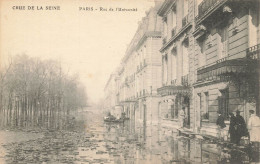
<box><xmin>0</xmin><ymin>0</ymin><xmax>260</xmax><ymax>163</ymax></box>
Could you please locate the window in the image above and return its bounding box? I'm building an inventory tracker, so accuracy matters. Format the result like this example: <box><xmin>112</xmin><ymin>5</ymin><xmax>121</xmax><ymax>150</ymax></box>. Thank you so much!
<box><xmin>218</xmin><ymin>89</ymin><xmax>229</xmax><ymax>120</ymax></box>
<box><xmin>202</xmin><ymin>92</ymin><xmax>209</xmax><ymax>120</ymax></box>
<box><xmin>219</xmin><ymin>26</ymin><xmax>229</xmax><ymax>58</ymax></box>
<box><xmin>197</xmin><ymin>93</ymin><xmax>202</xmax><ymax>119</ymax></box>
<box><xmin>170</xmin><ymin>102</ymin><xmax>174</xmax><ymax>119</ymax></box>
<box><xmin>163</xmin><ymin>54</ymin><xmax>168</xmax><ymax>85</ymax></box>
<box><xmin>163</xmin><ymin>17</ymin><xmax>168</xmax><ymax>37</ymax></box>
<box><xmin>172</xmin><ymin>8</ymin><xmax>177</xmax><ymax>28</ymax></box>
<box><xmin>174</xmin><ymin>96</ymin><xmax>179</xmax><ymax>118</ymax></box>
<box><xmin>198</xmin><ymin>39</ymin><xmax>206</xmax><ymax>67</ymax></box>
<box><xmin>183</xmin><ymin>0</ymin><xmax>189</xmax><ymax>17</ymax></box>
<box><xmin>182</xmin><ymin>41</ymin><xmax>189</xmax><ymax>76</ymax></box>
<box><xmin>196</xmin><ymin>0</ymin><xmax>203</xmax><ymax>16</ymax></box>
<box><xmin>171</xmin><ymin>51</ymin><xmax>177</xmax><ymax>82</ymax></box>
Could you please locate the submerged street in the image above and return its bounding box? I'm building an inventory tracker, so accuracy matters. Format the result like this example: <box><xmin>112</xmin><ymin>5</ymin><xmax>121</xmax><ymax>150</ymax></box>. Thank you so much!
<box><xmin>0</xmin><ymin>108</ymin><xmax>257</xmax><ymax>164</ymax></box>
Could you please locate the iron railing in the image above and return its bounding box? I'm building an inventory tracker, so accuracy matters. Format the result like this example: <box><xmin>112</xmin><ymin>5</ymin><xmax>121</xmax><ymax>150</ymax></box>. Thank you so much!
<box><xmin>181</xmin><ymin>75</ymin><xmax>189</xmax><ymax>86</ymax></box>
<box><xmin>246</xmin><ymin>44</ymin><xmax>260</xmax><ymax>60</ymax></box>
<box><xmin>198</xmin><ymin>0</ymin><xmax>221</xmax><ymax>18</ymax></box>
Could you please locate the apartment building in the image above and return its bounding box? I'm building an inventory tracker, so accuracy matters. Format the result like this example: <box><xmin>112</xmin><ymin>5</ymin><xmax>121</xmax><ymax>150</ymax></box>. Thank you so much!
<box><xmin>116</xmin><ymin>4</ymin><xmax>163</xmax><ymax>127</ymax></box>
<box><xmin>192</xmin><ymin>0</ymin><xmax>260</xmax><ymax>136</ymax></box>
<box><xmin>157</xmin><ymin>0</ymin><xmax>194</xmax><ymax>130</ymax></box>
<box><xmin>104</xmin><ymin>0</ymin><xmax>260</xmax><ymax>139</ymax></box>
<box><xmin>103</xmin><ymin>73</ymin><xmax>117</xmax><ymax>113</ymax></box>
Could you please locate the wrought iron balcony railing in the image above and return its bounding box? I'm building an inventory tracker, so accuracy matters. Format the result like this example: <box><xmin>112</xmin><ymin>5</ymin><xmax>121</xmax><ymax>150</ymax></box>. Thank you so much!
<box><xmin>198</xmin><ymin>0</ymin><xmax>222</xmax><ymax>19</ymax></box>
<box><xmin>246</xmin><ymin>44</ymin><xmax>260</xmax><ymax>60</ymax></box>
<box><xmin>171</xmin><ymin>79</ymin><xmax>177</xmax><ymax>85</ymax></box>
<box><xmin>181</xmin><ymin>75</ymin><xmax>189</xmax><ymax>86</ymax></box>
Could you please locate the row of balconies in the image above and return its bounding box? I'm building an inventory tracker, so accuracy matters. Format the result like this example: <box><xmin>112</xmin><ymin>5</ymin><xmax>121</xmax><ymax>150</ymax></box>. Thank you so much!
<box><xmin>163</xmin><ymin>14</ymin><xmax>189</xmax><ymax>45</ymax></box>
<box><xmin>136</xmin><ymin>59</ymin><xmax>147</xmax><ymax>73</ymax></box>
<box><xmin>162</xmin><ymin>75</ymin><xmax>189</xmax><ymax>87</ymax></box>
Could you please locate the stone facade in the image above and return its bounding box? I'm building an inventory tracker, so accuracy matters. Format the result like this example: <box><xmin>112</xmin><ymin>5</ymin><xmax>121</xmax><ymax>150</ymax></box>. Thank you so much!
<box><xmin>103</xmin><ymin>0</ymin><xmax>260</xmax><ymax>138</ymax></box>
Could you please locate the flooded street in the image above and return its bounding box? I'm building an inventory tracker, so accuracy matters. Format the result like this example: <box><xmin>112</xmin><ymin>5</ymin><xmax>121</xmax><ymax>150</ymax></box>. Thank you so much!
<box><xmin>0</xmin><ymin>108</ymin><xmax>258</xmax><ymax>164</ymax></box>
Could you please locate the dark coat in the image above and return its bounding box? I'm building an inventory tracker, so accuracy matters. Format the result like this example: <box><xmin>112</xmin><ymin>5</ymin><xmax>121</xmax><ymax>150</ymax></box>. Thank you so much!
<box><xmin>229</xmin><ymin>115</ymin><xmax>236</xmax><ymax>133</ymax></box>
<box><xmin>229</xmin><ymin>115</ymin><xmax>237</xmax><ymax>143</ymax></box>
<box><xmin>216</xmin><ymin>114</ymin><xmax>226</xmax><ymax>129</ymax></box>
<box><xmin>236</xmin><ymin>115</ymin><xmax>248</xmax><ymax>137</ymax></box>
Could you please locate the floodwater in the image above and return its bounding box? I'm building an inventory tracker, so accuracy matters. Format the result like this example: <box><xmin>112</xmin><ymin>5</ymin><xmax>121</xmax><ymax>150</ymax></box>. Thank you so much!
<box><xmin>0</xmin><ymin>109</ymin><xmax>259</xmax><ymax>164</ymax></box>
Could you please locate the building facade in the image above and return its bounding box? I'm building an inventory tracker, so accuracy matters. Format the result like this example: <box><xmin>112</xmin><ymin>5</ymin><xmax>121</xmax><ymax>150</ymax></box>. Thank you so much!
<box><xmin>157</xmin><ymin>0</ymin><xmax>194</xmax><ymax>131</ymax></box>
<box><xmin>104</xmin><ymin>0</ymin><xmax>260</xmax><ymax>138</ymax></box>
<box><xmin>192</xmin><ymin>0</ymin><xmax>260</xmax><ymax>136</ymax></box>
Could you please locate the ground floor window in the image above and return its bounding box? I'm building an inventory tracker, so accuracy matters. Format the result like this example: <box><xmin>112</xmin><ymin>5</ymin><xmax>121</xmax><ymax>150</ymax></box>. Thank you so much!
<box><xmin>218</xmin><ymin>89</ymin><xmax>229</xmax><ymax>120</ymax></box>
<box><xmin>202</xmin><ymin>92</ymin><xmax>209</xmax><ymax>120</ymax></box>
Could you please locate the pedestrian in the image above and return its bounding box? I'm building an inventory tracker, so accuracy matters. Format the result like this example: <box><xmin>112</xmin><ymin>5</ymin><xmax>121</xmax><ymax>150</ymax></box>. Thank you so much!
<box><xmin>179</xmin><ymin>107</ymin><xmax>185</xmax><ymax>128</ymax></box>
<box><xmin>216</xmin><ymin>111</ymin><xmax>226</xmax><ymax>140</ymax></box>
<box><xmin>247</xmin><ymin>110</ymin><xmax>260</xmax><ymax>162</ymax></box>
<box><xmin>235</xmin><ymin>110</ymin><xmax>248</xmax><ymax>145</ymax></box>
<box><xmin>248</xmin><ymin>110</ymin><xmax>260</xmax><ymax>143</ymax></box>
<box><xmin>228</xmin><ymin>112</ymin><xmax>237</xmax><ymax>144</ymax></box>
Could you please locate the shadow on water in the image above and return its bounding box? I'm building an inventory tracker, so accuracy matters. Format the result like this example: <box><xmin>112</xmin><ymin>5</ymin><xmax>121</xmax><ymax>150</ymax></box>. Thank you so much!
<box><xmin>1</xmin><ymin>110</ymin><xmax>260</xmax><ymax>164</ymax></box>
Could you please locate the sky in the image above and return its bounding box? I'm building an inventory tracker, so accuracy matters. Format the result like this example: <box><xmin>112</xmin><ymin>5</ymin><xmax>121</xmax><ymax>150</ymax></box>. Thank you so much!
<box><xmin>0</xmin><ymin>0</ymin><xmax>156</xmax><ymax>103</ymax></box>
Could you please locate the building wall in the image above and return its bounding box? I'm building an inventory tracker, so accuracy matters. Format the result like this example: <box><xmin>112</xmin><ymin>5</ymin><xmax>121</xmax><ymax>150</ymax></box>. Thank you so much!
<box><xmin>192</xmin><ymin>0</ymin><xmax>260</xmax><ymax>136</ymax></box>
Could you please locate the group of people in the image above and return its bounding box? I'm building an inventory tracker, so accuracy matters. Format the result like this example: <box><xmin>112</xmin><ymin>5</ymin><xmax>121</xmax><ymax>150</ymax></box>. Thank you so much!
<box><xmin>217</xmin><ymin>110</ymin><xmax>260</xmax><ymax>145</ymax></box>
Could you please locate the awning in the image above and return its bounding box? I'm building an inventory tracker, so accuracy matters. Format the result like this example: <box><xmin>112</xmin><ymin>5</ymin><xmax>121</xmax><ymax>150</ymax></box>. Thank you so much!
<box><xmin>157</xmin><ymin>85</ymin><xmax>190</xmax><ymax>97</ymax></box>
<box><xmin>197</xmin><ymin>58</ymin><xmax>257</xmax><ymax>82</ymax></box>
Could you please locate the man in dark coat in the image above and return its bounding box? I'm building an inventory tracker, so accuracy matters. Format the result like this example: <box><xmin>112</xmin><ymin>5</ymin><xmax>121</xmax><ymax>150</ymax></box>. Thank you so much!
<box><xmin>228</xmin><ymin>112</ymin><xmax>237</xmax><ymax>144</ymax></box>
<box><xmin>216</xmin><ymin>111</ymin><xmax>226</xmax><ymax>140</ymax></box>
<box><xmin>235</xmin><ymin>110</ymin><xmax>248</xmax><ymax>145</ymax></box>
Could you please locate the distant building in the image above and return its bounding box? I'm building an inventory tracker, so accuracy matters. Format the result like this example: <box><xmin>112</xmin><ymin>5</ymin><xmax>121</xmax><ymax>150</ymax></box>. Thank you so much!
<box><xmin>103</xmin><ymin>73</ymin><xmax>117</xmax><ymax>113</ymax></box>
<box><xmin>117</xmin><ymin>2</ymin><xmax>164</xmax><ymax>147</ymax></box>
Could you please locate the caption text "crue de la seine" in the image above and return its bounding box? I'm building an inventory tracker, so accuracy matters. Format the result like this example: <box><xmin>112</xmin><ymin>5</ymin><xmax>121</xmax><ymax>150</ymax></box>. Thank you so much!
<box><xmin>12</xmin><ymin>6</ymin><xmax>138</xmax><ymax>12</ymax></box>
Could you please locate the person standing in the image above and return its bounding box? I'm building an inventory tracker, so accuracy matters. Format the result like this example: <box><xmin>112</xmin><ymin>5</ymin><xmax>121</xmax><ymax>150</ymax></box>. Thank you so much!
<box><xmin>216</xmin><ymin>111</ymin><xmax>226</xmax><ymax>140</ymax></box>
<box><xmin>248</xmin><ymin>110</ymin><xmax>260</xmax><ymax>143</ymax></box>
<box><xmin>248</xmin><ymin>110</ymin><xmax>260</xmax><ymax>162</ymax></box>
<box><xmin>236</xmin><ymin>110</ymin><xmax>248</xmax><ymax>145</ymax></box>
<box><xmin>228</xmin><ymin>112</ymin><xmax>237</xmax><ymax>144</ymax></box>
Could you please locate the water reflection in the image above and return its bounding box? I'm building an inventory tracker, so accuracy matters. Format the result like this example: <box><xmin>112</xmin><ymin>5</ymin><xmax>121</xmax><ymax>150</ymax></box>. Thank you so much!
<box><xmin>103</xmin><ymin>120</ymin><xmax>255</xmax><ymax>164</ymax></box>
<box><xmin>1</xmin><ymin>111</ymin><xmax>259</xmax><ymax>163</ymax></box>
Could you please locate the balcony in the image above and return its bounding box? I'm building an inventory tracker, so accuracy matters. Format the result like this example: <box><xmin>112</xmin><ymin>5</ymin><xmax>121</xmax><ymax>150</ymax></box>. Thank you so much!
<box><xmin>182</xmin><ymin>15</ymin><xmax>189</xmax><ymax>27</ymax></box>
<box><xmin>181</xmin><ymin>75</ymin><xmax>189</xmax><ymax>86</ymax></box>
<box><xmin>246</xmin><ymin>44</ymin><xmax>260</xmax><ymax>60</ymax></box>
<box><xmin>171</xmin><ymin>79</ymin><xmax>177</xmax><ymax>85</ymax></box>
<box><xmin>136</xmin><ymin>60</ymin><xmax>148</xmax><ymax>73</ymax></box>
<box><xmin>196</xmin><ymin>0</ymin><xmax>229</xmax><ymax>25</ymax></box>
<box><xmin>197</xmin><ymin>56</ymin><xmax>257</xmax><ymax>82</ymax></box>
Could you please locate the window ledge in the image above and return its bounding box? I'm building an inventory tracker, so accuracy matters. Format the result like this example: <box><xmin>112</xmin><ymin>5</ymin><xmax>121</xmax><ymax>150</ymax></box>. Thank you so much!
<box><xmin>202</xmin><ymin>119</ymin><xmax>209</xmax><ymax>122</ymax></box>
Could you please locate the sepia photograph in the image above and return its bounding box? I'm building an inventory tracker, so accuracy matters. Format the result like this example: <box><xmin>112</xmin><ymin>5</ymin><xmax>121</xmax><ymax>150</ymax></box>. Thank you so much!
<box><xmin>0</xmin><ymin>0</ymin><xmax>260</xmax><ymax>163</ymax></box>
